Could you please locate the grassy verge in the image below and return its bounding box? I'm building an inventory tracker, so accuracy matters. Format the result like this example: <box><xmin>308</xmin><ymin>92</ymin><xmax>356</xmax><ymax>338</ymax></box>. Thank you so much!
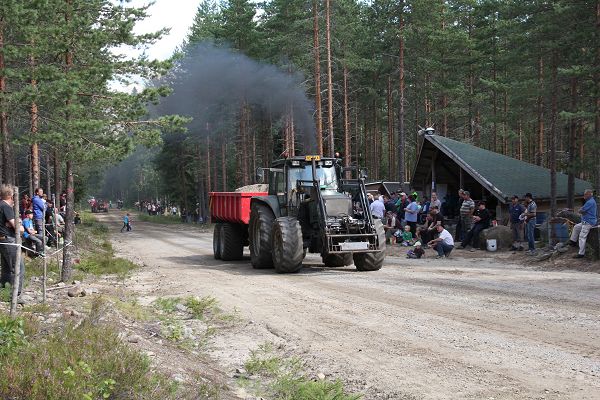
<box><xmin>0</xmin><ymin>301</ymin><xmax>182</xmax><ymax>400</ymax></box>
<box><xmin>240</xmin><ymin>342</ymin><xmax>360</xmax><ymax>400</ymax></box>
<box><xmin>137</xmin><ymin>212</ymin><xmax>183</xmax><ymax>224</ymax></box>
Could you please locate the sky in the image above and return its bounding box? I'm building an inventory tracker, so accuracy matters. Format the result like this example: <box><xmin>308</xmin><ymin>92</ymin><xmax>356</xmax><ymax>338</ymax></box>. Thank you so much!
<box><xmin>122</xmin><ymin>0</ymin><xmax>200</xmax><ymax>60</ymax></box>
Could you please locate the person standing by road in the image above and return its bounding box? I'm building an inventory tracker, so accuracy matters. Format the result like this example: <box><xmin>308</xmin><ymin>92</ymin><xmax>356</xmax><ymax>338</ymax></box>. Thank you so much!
<box><xmin>32</xmin><ymin>187</ymin><xmax>45</xmax><ymax>234</ymax></box>
<box><xmin>121</xmin><ymin>213</ymin><xmax>132</xmax><ymax>232</ymax></box>
<box><xmin>569</xmin><ymin>189</ymin><xmax>597</xmax><ymax>259</ymax></box>
<box><xmin>522</xmin><ymin>193</ymin><xmax>537</xmax><ymax>255</ymax></box>
<box><xmin>404</xmin><ymin>195</ymin><xmax>419</xmax><ymax>236</ymax></box>
<box><xmin>459</xmin><ymin>190</ymin><xmax>475</xmax><ymax>241</ymax></box>
<box><xmin>0</xmin><ymin>185</ymin><xmax>25</xmax><ymax>297</ymax></box>
<box><xmin>369</xmin><ymin>194</ymin><xmax>385</xmax><ymax>219</ymax></box>
<box><xmin>509</xmin><ymin>195</ymin><xmax>525</xmax><ymax>251</ymax></box>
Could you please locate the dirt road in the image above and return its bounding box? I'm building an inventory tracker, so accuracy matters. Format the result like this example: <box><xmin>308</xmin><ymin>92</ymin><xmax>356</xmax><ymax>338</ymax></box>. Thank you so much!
<box><xmin>104</xmin><ymin>213</ymin><xmax>600</xmax><ymax>400</ymax></box>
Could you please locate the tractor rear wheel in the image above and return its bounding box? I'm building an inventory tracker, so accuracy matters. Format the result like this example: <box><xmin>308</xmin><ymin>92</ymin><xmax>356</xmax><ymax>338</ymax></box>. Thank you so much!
<box><xmin>271</xmin><ymin>217</ymin><xmax>304</xmax><ymax>273</ymax></box>
<box><xmin>213</xmin><ymin>223</ymin><xmax>222</xmax><ymax>259</ymax></box>
<box><xmin>354</xmin><ymin>220</ymin><xmax>386</xmax><ymax>271</ymax></box>
<box><xmin>220</xmin><ymin>223</ymin><xmax>244</xmax><ymax>261</ymax></box>
<box><xmin>249</xmin><ymin>203</ymin><xmax>275</xmax><ymax>269</ymax></box>
<box><xmin>322</xmin><ymin>253</ymin><xmax>353</xmax><ymax>267</ymax></box>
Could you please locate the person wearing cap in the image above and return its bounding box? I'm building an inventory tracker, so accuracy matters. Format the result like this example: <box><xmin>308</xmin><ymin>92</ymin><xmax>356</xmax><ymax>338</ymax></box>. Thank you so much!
<box><xmin>460</xmin><ymin>201</ymin><xmax>490</xmax><ymax>251</ymax></box>
<box><xmin>395</xmin><ymin>192</ymin><xmax>409</xmax><ymax>224</ymax></box>
<box><xmin>509</xmin><ymin>195</ymin><xmax>525</xmax><ymax>251</ymax></box>
<box><xmin>23</xmin><ymin>209</ymin><xmax>44</xmax><ymax>255</ymax></box>
<box><xmin>568</xmin><ymin>189</ymin><xmax>597</xmax><ymax>259</ymax></box>
<box><xmin>521</xmin><ymin>193</ymin><xmax>537</xmax><ymax>255</ymax></box>
<box><xmin>406</xmin><ymin>241</ymin><xmax>425</xmax><ymax>259</ymax></box>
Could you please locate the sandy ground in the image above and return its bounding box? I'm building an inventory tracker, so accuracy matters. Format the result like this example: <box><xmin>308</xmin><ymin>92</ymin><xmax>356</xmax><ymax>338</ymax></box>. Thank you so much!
<box><xmin>103</xmin><ymin>213</ymin><xmax>600</xmax><ymax>400</ymax></box>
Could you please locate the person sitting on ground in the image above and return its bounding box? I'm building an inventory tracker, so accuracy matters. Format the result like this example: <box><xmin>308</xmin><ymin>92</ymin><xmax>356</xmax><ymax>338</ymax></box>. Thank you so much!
<box><xmin>428</xmin><ymin>224</ymin><xmax>455</xmax><ymax>259</ymax></box>
<box><xmin>460</xmin><ymin>201</ymin><xmax>491</xmax><ymax>251</ymax></box>
<box><xmin>400</xmin><ymin>224</ymin><xmax>414</xmax><ymax>246</ymax></box>
<box><xmin>568</xmin><ymin>189</ymin><xmax>597</xmax><ymax>259</ymax></box>
<box><xmin>74</xmin><ymin>212</ymin><xmax>81</xmax><ymax>225</ymax></box>
<box><xmin>407</xmin><ymin>241</ymin><xmax>425</xmax><ymax>259</ymax></box>
<box><xmin>23</xmin><ymin>209</ymin><xmax>44</xmax><ymax>256</ymax></box>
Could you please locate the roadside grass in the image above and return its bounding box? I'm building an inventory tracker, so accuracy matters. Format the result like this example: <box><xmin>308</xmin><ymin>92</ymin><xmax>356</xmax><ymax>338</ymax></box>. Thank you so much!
<box><xmin>242</xmin><ymin>342</ymin><xmax>360</xmax><ymax>400</ymax></box>
<box><xmin>0</xmin><ymin>307</ymin><xmax>181</xmax><ymax>400</ymax></box>
<box><xmin>153</xmin><ymin>295</ymin><xmax>220</xmax><ymax>321</ymax></box>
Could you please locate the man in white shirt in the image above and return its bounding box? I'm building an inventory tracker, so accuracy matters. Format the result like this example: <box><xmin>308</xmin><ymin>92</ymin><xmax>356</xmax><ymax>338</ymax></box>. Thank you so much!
<box><xmin>427</xmin><ymin>224</ymin><xmax>454</xmax><ymax>259</ymax></box>
<box><xmin>369</xmin><ymin>194</ymin><xmax>385</xmax><ymax>219</ymax></box>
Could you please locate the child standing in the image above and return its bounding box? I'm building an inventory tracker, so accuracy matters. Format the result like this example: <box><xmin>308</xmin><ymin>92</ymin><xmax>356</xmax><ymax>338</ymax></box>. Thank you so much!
<box><xmin>121</xmin><ymin>213</ymin><xmax>132</xmax><ymax>232</ymax></box>
<box><xmin>400</xmin><ymin>225</ymin><xmax>414</xmax><ymax>246</ymax></box>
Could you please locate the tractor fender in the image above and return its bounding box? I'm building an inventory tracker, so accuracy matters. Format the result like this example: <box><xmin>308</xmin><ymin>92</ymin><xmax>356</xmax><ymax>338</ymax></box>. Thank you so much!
<box><xmin>250</xmin><ymin>196</ymin><xmax>281</xmax><ymax>219</ymax></box>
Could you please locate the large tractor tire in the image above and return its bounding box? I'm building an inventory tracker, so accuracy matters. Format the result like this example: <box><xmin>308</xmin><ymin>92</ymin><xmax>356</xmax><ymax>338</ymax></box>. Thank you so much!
<box><xmin>322</xmin><ymin>253</ymin><xmax>353</xmax><ymax>267</ymax></box>
<box><xmin>249</xmin><ymin>203</ymin><xmax>275</xmax><ymax>269</ymax></box>
<box><xmin>220</xmin><ymin>223</ymin><xmax>244</xmax><ymax>261</ymax></box>
<box><xmin>271</xmin><ymin>217</ymin><xmax>305</xmax><ymax>273</ymax></box>
<box><xmin>213</xmin><ymin>223</ymin><xmax>222</xmax><ymax>259</ymax></box>
<box><xmin>353</xmin><ymin>220</ymin><xmax>386</xmax><ymax>271</ymax></box>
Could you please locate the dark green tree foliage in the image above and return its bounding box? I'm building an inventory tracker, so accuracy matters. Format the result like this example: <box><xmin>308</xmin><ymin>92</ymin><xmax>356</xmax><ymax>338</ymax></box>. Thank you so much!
<box><xmin>138</xmin><ymin>0</ymin><xmax>598</xmax><ymax>214</ymax></box>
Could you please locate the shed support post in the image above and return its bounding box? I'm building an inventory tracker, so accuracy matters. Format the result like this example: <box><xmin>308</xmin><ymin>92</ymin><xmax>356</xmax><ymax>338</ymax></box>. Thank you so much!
<box><xmin>459</xmin><ymin>167</ymin><xmax>464</xmax><ymax>189</ymax></box>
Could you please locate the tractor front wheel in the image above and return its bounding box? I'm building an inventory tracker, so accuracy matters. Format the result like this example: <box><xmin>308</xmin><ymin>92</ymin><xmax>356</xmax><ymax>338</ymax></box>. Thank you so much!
<box><xmin>249</xmin><ymin>203</ymin><xmax>275</xmax><ymax>269</ymax></box>
<box><xmin>322</xmin><ymin>253</ymin><xmax>353</xmax><ymax>267</ymax></box>
<box><xmin>354</xmin><ymin>220</ymin><xmax>386</xmax><ymax>271</ymax></box>
<box><xmin>271</xmin><ymin>217</ymin><xmax>304</xmax><ymax>273</ymax></box>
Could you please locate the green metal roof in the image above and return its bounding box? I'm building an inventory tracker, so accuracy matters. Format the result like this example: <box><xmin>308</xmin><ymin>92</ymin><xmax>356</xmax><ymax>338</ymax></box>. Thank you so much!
<box><xmin>425</xmin><ymin>134</ymin><xmax>592</xmax><ymax>203</ymax></box>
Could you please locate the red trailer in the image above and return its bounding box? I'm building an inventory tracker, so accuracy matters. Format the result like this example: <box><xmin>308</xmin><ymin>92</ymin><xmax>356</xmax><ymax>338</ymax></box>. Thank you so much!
<box><xmin>210</xmin><ymin>191</ymin><xmax>267</xmax><ymax>260</ymax></box>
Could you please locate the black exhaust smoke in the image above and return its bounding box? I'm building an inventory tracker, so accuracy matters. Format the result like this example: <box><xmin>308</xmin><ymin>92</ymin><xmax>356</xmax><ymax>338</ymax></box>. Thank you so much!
<box><xmin>159</xmin><ymin>43</ymin><xmax>317</xmax><ymax>153</ymax></box>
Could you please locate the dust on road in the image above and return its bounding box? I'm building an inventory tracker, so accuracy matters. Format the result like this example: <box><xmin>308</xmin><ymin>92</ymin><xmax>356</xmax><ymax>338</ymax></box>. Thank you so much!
<box><xmin>103</xmin><ymin>213</ymin><xmax>600</xmax><ymax>400</ymax></box>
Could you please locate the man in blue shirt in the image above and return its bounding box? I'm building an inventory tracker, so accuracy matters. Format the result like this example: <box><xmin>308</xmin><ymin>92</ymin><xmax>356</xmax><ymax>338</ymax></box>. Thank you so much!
<box><xmin>31</xmin><ymin>187</ymin><xmax>46</xmax><ymax>234</ymax></box>
<box><xmin>404</xmin><ymin>195</ymin><xmax>419</xmax><ymax>237</ymax></box>
<box><xmin>569</xmin><ymin>190</ymin><xmax>597</xmax><ymax>258</ymax></box>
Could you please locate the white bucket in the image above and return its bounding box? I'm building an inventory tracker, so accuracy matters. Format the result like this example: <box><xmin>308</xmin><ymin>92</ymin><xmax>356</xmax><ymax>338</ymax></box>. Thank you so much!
<box><xmin>486</xmin><ymin>239</ymin><xmax>497</xmax><ymax>252</ymax></box>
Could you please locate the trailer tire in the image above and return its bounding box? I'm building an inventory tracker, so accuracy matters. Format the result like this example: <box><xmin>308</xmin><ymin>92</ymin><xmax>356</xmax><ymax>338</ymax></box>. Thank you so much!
<box><xmin>213</xmin><ymin>223</ymin><xmax>222</xmax><ymax>259</ymax></box>
<box><xmin>249</xmin><ymin>203</ymin><xmax>275</xmax><ymax>269</ymax></box>
<box><xmin>220</xmin><ymin>223</ymin><xmax>244</xmax><ymax>261</ymax></box>
<box><xmin>271</xmin><ymin>217</ymin><xmax>304</xmax><ymax>273</ymax></box>
<box><xmin>353</xmin><ymin>220</ymin><xmax>386</xmax><ymax>271</ymax></box>
<box><xmin>322</xmin><ymin>253</ymin><xmax>353</xmax><ymax>267</ymax></box>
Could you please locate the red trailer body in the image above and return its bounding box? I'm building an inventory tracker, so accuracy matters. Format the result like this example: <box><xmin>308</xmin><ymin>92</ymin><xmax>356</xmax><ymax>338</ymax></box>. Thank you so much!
<box><xmin>209</xmin><ymin>192</ymin><xmax>267</xmax><ymax>225</ymax></box>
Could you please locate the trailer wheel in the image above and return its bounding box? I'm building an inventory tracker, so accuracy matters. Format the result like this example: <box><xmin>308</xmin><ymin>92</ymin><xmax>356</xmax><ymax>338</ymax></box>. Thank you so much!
<box><xmin>249</xmin><ymin>203</ymin><xmax>275</xmax><ymax>269</ymax></box>
<box><xmin>322</xmin><ymin>253</ymin><xmax>353</xmax><ymax>267</ymax></box>
<box><xmin>354</xmin><ymin>220</ymin><xmax>386</xmax><ymax>271</ymax></box>
<box><xmin>220</xmin><ymin>223</ymin><xmax>244</xmax><ymax>261</ymax></box>
<box><xmin>271</xmin><ymin>217</ymin><xmax>304</xmax><ymax>273</ymax></box>
<box><xmin>213</xmin><ymin>223</ymin><xmax>222</xmax><ymax>259</ymax></box>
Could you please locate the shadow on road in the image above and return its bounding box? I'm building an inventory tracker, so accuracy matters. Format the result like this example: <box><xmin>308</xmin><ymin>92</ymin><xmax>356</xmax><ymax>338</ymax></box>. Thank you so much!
<box><xmin>162</xmin><ymin>255</ymin><xmax>362</xmax><ymax>276</ymax></box>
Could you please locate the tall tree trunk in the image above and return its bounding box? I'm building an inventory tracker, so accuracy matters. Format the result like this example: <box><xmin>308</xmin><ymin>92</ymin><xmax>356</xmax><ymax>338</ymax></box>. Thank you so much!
<box><xmin>30</xmin><ymin>51</ymin><xmax>40</xmax><ymax>190</ymax></box>
<box><xmin>468</xmin><ymin>13</ymin><xmax>475</xmax><ymax>143</ymax></box>
<box><xmin>61</xmin><ymin>0</ymin><xmax>75</xmax><ymax>282</ymax></box>
<box><xmin>221</xmin><ymin>142</ymin><xmax>227</xmax><ymax>191</ymax></box>
<box><xmin>343</xmin><ymin>65</ymin><xmax>350</xmax><ymax>175</ymax></box>
<box><xmin>313</xmin><ymin>0</ymin><xmax>323</xmax><ymax>156</ymax></box>
<box><xmin>206</xmin><ymin>135</ymin><xmax>211</xmax><ymax>192</ymax></box>
<box><xmin>594</xmin><ymin>0</ymin><xmax>600</xmax><ymax>260</ymax></box>
<box><xmin>536</xmin><ymin>57</ymin><xmax>545</xmax><ymax>166</ymax></box>
<box><xmin>45</xmin><ymin>152</ymin><xmax>51</xmax><ymax>197</ymax></box>
<box><xmin>61</xmin><ymin>160</ymin><xmax>74</xmax><ymax>282</ymax></box>
<box><xmin>518</xmin><ymin>120</ymin><xmax>523</xmax><ymax>161</ymax></box>
<box><xmin>549</xmin><ymin>59</ymin><xmax>558</xmax><ymax>218</ymax></box>
<box><xmin>567</xmin><ymin>77</ymin><xmax>577</xmax><ymax>209</ymax></box>
<box><xmin>398</xmin><ymin>0</ymin><xmax>406</xmax><ymax>183</ymax></box>
<box><xmin>325</xmin><ymin>0</ymin><xmax>334</xmax><ymax>157</ymax></box>
<box><xmin>387</xmin><ymin>76</ymin><xmax>394</xmax><ymax>179</ymax></box>
<box><xmin>0</xmin><ymin>19</ymin><xmax>14</xmax><ymax>185</ymax></box>
<box><xmin>53</xmin><ymin>149</ymin><xmax>61</xmax><ymax>197</ymax></box>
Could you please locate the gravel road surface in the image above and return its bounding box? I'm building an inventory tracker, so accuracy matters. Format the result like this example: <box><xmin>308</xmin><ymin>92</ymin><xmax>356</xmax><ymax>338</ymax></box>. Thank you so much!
<box><xmin>104</xmin><ymin>214</ymin><xmax>600</xmax><ymax>399</ymax></box>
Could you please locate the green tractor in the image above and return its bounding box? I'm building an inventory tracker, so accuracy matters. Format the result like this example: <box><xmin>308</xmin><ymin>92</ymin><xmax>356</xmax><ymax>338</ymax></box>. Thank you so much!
<box><xmin>248</xmin><ymin>155</ymin><xmax>385</xmax><ymax>273</ymax></box>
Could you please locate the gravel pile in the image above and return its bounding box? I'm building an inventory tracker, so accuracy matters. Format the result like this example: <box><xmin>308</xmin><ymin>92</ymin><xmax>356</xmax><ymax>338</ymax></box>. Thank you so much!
<box><xmin>235</xmin><ymin>184</ymin><xmax>268</xmax><ymax>192</ymax></box>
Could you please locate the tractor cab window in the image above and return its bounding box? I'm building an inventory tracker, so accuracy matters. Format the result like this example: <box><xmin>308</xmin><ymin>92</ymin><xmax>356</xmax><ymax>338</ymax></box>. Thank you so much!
<box><xmin>288</xmin><ymin>165</ymin><xmax>338</xmax><ymax>194</ymax></box>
